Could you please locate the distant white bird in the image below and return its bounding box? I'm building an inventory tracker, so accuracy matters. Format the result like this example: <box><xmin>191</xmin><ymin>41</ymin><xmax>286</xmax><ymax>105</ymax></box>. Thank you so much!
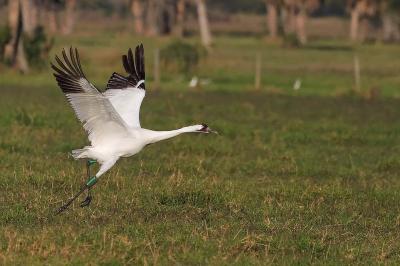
<box><xmin>189</xmin><ymin>76</ymin><xmax>199</xmax><ymax>88</ymax></box>
<box><xmin>189</xmin><ymin>76</ymin><xmax>211</xmax><ymax>88</ymax></box>
<box><xmin>51</xmin><ymin>44</ymin><xmax>216</xmax><ymax>214</ymax></box>
<box><xmin>293</xmin><ymin>79</ymin><xmax>302</xmax><ymax>90</ymax></box>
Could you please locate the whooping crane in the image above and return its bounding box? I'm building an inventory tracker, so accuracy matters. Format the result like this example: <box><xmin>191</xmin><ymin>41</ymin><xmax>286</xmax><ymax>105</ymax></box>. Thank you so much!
<box><xmin>51</xmin><ymin>44</ymin><xmax>216</xmax><ymax>214</ymax></box>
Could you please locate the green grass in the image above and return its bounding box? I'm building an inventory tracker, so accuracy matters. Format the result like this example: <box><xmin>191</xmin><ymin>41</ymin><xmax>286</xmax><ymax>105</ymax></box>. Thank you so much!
<box><xmin>2</xmin><ymin>86</ymin><xmax>400</xmax><ymax>264</ymax></box>
<box><xmin>1</xmin><ymin>28</ymin><xmax>400</xmax><ymax>264</ymax></box>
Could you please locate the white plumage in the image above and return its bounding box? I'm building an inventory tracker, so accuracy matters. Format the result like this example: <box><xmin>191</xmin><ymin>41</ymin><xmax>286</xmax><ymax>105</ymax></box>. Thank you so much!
<box><xmin>51</xmin><ymin>44</ymin><xmax>214</xmax><ymax>185</ymax></box>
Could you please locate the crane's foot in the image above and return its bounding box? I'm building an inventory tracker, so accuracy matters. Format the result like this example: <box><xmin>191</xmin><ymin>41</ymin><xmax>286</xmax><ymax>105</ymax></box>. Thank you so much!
<box><xmin>55</xmin><ymin>177</ymin><xmax>98</xmax><ymax>215</ymax></box>
<box><xmin>80</xmin><ymin>193</ymin><xmax>92</xmax><ymax>208</ymax></box>
<box><xmin>55</xmin><ymin>184</ymin><xmax>88</xmax><ymax>215</ymax></box>
<box><xmin>80</xmin><ymin>176</ymin><xmax>97</xmax><ymax>208</ymax></box>
<box><xmin>80</xmin><ymin>187</ymin><xmax>92</xmax><ymax>208</ymax></box>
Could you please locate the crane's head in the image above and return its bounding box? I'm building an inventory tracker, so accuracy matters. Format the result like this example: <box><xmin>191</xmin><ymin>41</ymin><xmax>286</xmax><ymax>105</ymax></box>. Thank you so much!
<box><xmin>196</xmin><ymin>124</ymin><xmax>218</xmax><ymax>134</ymax></box>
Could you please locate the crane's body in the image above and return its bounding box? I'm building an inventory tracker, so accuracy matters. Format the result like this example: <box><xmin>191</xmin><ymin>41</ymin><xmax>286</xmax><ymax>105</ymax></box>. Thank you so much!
<box><xmin>72</xmin><ymin>126</ymin><xmax>207</xmax><ymax>177</ymax></box>
<box><xmin>51</xmin><ymin>44</ymin><xmax>215</xmax><ymax>214</ymax></box>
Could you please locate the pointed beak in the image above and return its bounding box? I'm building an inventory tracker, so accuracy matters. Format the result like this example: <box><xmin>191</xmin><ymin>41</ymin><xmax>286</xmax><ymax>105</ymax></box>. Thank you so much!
<box><xmin>208</xmin><ymin>128</ymin><xmax>219</xmax><ymax>134</ymax></box>
<box><xmin>199</xmin><ymin>124</ymin><xmax>218</xmax><ymax>134</ymax></box>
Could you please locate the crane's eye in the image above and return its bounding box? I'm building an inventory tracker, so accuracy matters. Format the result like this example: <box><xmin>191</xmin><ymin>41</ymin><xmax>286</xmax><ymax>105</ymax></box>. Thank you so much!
<box><xmin>198</xmin><ymin>124</ymin><xmax>209</xmax><ymax>132</ymax></box>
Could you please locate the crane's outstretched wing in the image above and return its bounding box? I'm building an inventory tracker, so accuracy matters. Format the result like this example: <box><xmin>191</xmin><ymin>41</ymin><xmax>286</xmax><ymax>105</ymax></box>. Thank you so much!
<box><xmin>51</xmin><ymin>47</ymin><xmax>129</xmax><ymax>146</ymax></box>
<box><xmin>104</xmin><ymin>44</ymin><xmax>146</xmax><ymax>128</ymax></box>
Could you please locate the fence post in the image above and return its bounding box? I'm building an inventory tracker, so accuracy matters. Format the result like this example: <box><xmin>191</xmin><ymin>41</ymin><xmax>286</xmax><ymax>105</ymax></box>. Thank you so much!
<box><xmin>154</xmin><ymin>48</ymin><xmax>160</xmax><ymax>89</ymax></box>
<box><xmin>255</xmin><ymin>53</ymin><xmax>261</xmax><ymax>90</ymax></box>
<box><xmin>353</xmin><ymin>53</ymin><xmax>361</xmax><ymax>92</ymax></box>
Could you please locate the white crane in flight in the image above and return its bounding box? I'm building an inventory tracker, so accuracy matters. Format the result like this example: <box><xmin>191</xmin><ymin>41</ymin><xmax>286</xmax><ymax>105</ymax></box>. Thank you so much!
<box><xmin>51</xmin><ymin>44</ymin><xmax>216</xmax><ymax>214</ymax></box>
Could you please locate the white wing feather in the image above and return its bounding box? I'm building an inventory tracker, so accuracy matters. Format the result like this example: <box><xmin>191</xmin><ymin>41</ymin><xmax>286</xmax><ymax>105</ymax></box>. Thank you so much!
<box><xmin>66</xmin><ymin>90</ymin><xmax>130</xmax><ymax>146</ymax></box>
<box><xmin>104</xmin><ymin>87</ymin><xmax>145</xmax><ymax>128</ymax></box>
<box><xmin>51</xmin><ymin>49</ymin><xmax>130</xmax><ymax>146</ymax></box>
<box><xmin>103</xmin><ymin>45</ymin><xmax>147</xmax><ymax>128</ymax></box>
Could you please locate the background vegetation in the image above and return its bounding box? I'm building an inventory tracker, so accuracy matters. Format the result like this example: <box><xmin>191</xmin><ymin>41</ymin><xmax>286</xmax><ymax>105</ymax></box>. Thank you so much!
<box><xmin>1</xmin><ymin>0</ymin><xmax>400</xmax><ymax>264</ymax></box>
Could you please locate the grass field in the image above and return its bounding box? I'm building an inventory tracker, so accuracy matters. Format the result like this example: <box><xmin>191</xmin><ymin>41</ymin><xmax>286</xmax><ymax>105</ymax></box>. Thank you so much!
<box><xmin>2</xmin><ymin>21</ymin><xmax>400</xmax><ymax>264</ymax></box>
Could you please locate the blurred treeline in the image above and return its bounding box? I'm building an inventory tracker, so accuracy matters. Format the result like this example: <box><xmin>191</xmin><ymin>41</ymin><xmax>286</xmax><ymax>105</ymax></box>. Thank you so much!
<box><xmin>0</xmin><ymin>0</ymin><xmax>400</xmax><ymax>73</ymax></box>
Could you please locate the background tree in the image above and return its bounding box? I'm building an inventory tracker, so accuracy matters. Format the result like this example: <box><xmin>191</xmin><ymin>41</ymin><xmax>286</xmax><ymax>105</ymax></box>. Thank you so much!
<box><xmin>265</xmin><ymin>0</ymin><xmax>280</xmax><ymax>39</ymax></box>
<box><xmin>265</xmin><ymin>0</ymin><xmax>320</xmax><ymax>44</ymax></box>
<box><xmin>144</xmin><ymin>0</ymin><xmax>176</xmax><ymax>36</ymax></box>
<box><xmin>140</xmin><ymin>0</ymin><xmax>211</xmax><ymax>47</ymax></box>
<box><xmin>174</xmin><ymin>0</ymin><xmax>186</xmax><ymax>37</ymax></box>
<box><xmin>347</xmin><ymin>0</ymin><xmax>377</xmax><ymax>42</ymax></box>
<box><xmin>195</xmin><ymin>0</ymin><xmax>212</xmax><ymax>48</ymax></box>
<box><xmin>21</xmin><ymin>0</ymin><xmax>39</xmax><ymax>37</ymax></box>
<box><xmin>45</xmin><ymin>0</ymin><xmax>59</xmax><ymax>34</ymax></box>
<box><xmin>380</xmin><ymin>0</ymin><xmax>400</xmax><ymax>42</ymax></box>
<box><xmin>282</xmin><ymin>0</ymin><xmax>320</xmax><ymax>44</ymax></box>
<box><xmin>62</xmin><ymin>0</ymin><xmax>77</xmax><ymax>35</ymax></box>
<box><xmin>4</xmin><ymin>0</ymin><xmax>29</xmax><ymax>72</ymax></box>
<box><xmin>131</xmin><ymin>0</ymin><xmax>144</xmax><ymax>35</ymax></box>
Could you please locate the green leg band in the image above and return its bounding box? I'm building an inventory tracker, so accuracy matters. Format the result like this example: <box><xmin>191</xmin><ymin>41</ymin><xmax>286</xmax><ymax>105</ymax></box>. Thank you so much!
<box><xmin>87</xmin><ymin>159</ymin><xmax>97</xmax><ymax>166</ymax></box>
<box><xmin>86</xmin><ymin>176</ymin><xmax>98</xmax><ymax>188</ymax></box>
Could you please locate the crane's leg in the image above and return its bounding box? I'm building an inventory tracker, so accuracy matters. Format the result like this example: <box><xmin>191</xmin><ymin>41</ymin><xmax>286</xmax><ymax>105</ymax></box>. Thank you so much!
<box><xmin>80</xmin><ymin>159</ymin><xmax>117</xmax><ymax>207</ymax></box>
<box><xmin>55</xmin><ymin>158</ymin><xmax>118</xmax><ymax>215</ymax></box>
<box><xmin>80</xmin><ymin>159</ymin><xmax>97</xmax><ymax>208</ymax></box>
<box><xmin>94</xmin><ymin>159</ymin><xmax>118</xmax><ymax>177</ymax></box>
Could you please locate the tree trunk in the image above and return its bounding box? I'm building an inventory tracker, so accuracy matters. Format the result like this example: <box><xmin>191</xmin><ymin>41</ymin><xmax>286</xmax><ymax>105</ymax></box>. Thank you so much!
<box><xmin>21</xmin><ymin>0</ymin><xmax>37</xmax><ymax>37</ymax></box>
<box><xmin>37</xmin><ymin>0</ymin><xmax>47</xmax><ymax>26</ymax></box>
<box><xmin>159</xmin><ymin>2</ymin><xmax>174</xmax><ymax>35</ymax></box>
<box><xmin>4</xmin><ymin>0</ymin><xmax>29</xmax><ymax>73</ymax></box>
<box><xmin>47</xmin><ymin>2</ymin><xmax>58</xmax><ymax>34</ymax></box>
<box><xmin>16</xmin><ymin>37</ymin><xmax>29</xmax><ymax>73</ymax></box>
<box><xmin>266</xmin><ymin>1</ymin><xmax>278</xmax><ymax>38</ymax></box>
<box><xmin>282</xmin><ymin>5</ymin><xmax>296</xmax><ymax>34</ymax></box>
<box><xmin>358</xmin><ymin>16</ymin><xmax>370</xmax><ymax>42</ymax></box>
<box><xmin>174</xmin><ymin>0</ymin><xmax>185</xmax><ymax>37</ymax></box>
<box><xmin>145</xmin><ymin>0</ymin><xmax>159</xmax><ymax>36</ymax></box>
<box><xmin>196</xmin><ymin>0</ymin><xmax>212</xmax><ymax>48</ymax></box>
<box><xmin>30</xmin><ymin>0</ymin><xmax>39</xmax><ymax>31</ymax></box>
<box><xmin>131</xmin><ymin>0</ymin><xmax>144</xmax><ymax>35</ymax></box>
<box><xmin>382</xmin><ymin>14</ymin><xmax>400</xmax><ymax>42</ymax></box>
<box><xmin>380</xmin><ymin>0</ymin><xmax>400</xmax><ymax>43</ymax></box>
<box><xmin>4</xmin><ymin>0</ymin><xmax>20</xmax><ymax>63</ymax></box>
<box><xmin>350</xmin><ymin>4</ymin><xmax>360</xmax><ymax>41</ymax></box>
<box><xmin>295</xmin><ymin>5</ymin><xmax>307</xmax><ymax>44</ymax></box>
<box><xmin>62</xmin><ymin>0</ymin><xmax>77</xmax><ymax>35</ymax></box>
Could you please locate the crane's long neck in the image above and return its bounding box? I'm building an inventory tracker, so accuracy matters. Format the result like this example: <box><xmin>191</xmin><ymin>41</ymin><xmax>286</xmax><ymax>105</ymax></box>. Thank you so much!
<box><xmin>146</xmin><ymin>125</ymin><xmax>202</xmax><ymax>144</ymax></box>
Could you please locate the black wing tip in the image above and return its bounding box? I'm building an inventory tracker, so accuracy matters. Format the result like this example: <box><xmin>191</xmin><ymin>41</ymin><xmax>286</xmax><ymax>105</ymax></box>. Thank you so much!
<box><xmin>135</xmin><ymin>44</ymin><xmax>145</xmax><ymax>80</ymax></box>
<box><xmin>138</xmin><ymin>43</ymin><xmax>144</xmax><ymax>51</ymax></box>
<box><xmin>112</xmin><ymin>44</ymin><xmax>145</xmax><ymax>91</ymax></box>
<box><xmin>121</xmin><ymin>43</ymin><xmax>145</xmax><ymax>83</ymax></box>
<box><xmin>51</xmin><ymin>46</ymin><xmax>86</xmax><ymax>94</ymax></box>
<box><xmin>105</xmin><ymin>72</ymin><xmax>137</xmax><ymax>91</ymax></box>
